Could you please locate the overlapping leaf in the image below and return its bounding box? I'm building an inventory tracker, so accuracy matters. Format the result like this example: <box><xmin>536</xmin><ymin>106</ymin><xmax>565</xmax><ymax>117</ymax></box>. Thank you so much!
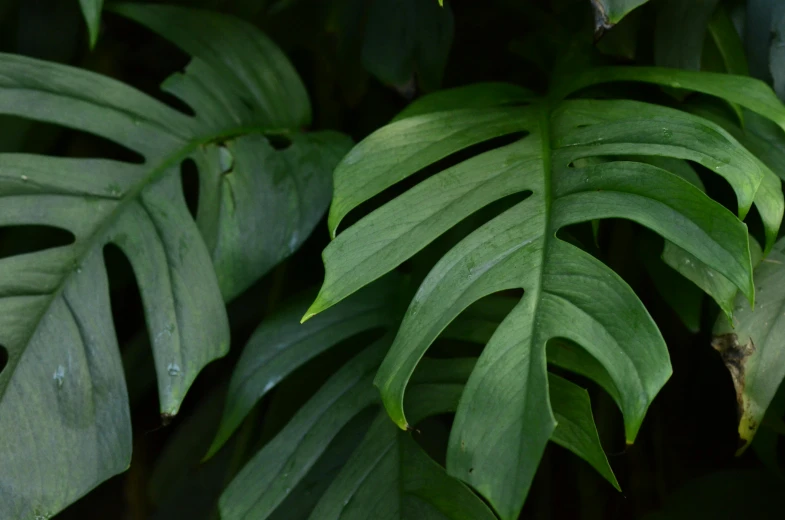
<box><xmin>206</xmin><ymin>277</ymin><xmax>401</xmax><ymax>459</ymax></box>
<box><xmin>713</xmin><ymin>236</ymin><xmax>785</xmax><ymax>452</ymax></box>
<box><xmin>219</xmin><ymin>296</ymin><xmax>616</xmax><ymax>519</ymax></box>
<box><xmin>306</xmin><ymin>75</ymin><xmax>784</xmax><ymax>518</ymax></box>
<box><xmin>0</xmin><ymin>4</ymin><xmax>350</xmax><ymax>518</ymax></box>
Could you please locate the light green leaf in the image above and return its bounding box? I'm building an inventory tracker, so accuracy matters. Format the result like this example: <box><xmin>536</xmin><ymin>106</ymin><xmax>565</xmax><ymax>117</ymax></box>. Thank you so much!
<box><xmin>707</xmin><ymin>5</ymin><xmax>749</xmax><ymax>76</ymax></box>
<box><xmin>558</xmin><ymin>66</ymin><xmax>785</xmax><ymax>136</ymax></box>
<box><xmin>548</xmin><ymin>373</ymin><xmax>620</xmax><ymax>491</ymax></box>
<box><xmin>0</xmin><ymin>5</ymin><xmax>347</xmax><ymax>517</ymax></box>
<box><xmin>79</xmin><ymin>0</ymin><xmax>103</xmax><ymax>48</ymax></box>
<box><xmin>308</xmin><ymin>79</ymin><xmax>773</xmax><ymax>518</ymax></box>
<box><xmin>206</xmin><ymin>278</ymin><xmax>400</xmax><ymax>459</ymax></box>
<box><xmin>557</xmin><ymin>69</ymin><xmax>784</xmax><ymax>253</ymax></box>
<box><xmin>590</xmin><ymin>0</ymin><xmax>650</xmax><ymax>29</ymax></box>
<box><xmin>713</xmin><ymin>237</ymin><xmax>785</xmax><ymax>452</ymax></box>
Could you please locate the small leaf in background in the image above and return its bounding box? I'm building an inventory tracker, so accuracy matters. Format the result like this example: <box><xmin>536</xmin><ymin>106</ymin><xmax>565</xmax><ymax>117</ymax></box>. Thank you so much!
<box><xmin>361</xmin><ymin>0</ymin><xmax>454</xmax><ymax>93</ymax></box>
<box><xmin>745</xmin><ymin>0</ymin><xmax>785</xmax><ymax>100</ymax></box>
<box><xmin>590</xmin><ymin>0</ymin><xmax>650</xmax><ymax>31</ymax></box>
<box><xmin>654</xmin><ymin>0</ymin><xmax>718</xmax><ymax>71</ymax></box>
<box><xmin>78</xmin><ymin>0</ymin><xmax>103</xmax><ymax>48</ymax></box>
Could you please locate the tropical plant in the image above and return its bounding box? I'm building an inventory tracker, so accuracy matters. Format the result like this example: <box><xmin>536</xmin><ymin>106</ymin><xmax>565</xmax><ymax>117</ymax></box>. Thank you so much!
<box><xmin>3</xmin><ymin>0</ymin><xmax>785</xmax><ymax>519</ymax></box>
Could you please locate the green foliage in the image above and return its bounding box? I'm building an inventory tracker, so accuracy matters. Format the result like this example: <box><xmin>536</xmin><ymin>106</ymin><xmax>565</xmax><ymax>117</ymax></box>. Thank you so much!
<box><xmin>0</xmin><ymin>4</ymin><xmax>347</xmax><ymax>518</ymax></box>
<box><xmin>305</xmin><ymin>70</ymin><xmax>784</xmax><ymax>517</ymax></box>
<box><xmin>5</xmin><ymin>1</ymin><xmax>785</xmax><ymax>519</ymax></box>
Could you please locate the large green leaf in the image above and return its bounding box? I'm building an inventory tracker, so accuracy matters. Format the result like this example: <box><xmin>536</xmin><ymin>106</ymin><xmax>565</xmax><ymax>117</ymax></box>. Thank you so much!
<box><xmin>0</xmin><ymin>4</ymin><xmax>349</xmax><ymax>518</ymax></box>
<box><xmin>713</xmin><ymin>236</ymin><xmax>785</xmax><ymax>452</ymax></box>
<box><xmin>307</xmin><ymin>75</ymin><xmax>782</xmax><ymax>518</ymax></box>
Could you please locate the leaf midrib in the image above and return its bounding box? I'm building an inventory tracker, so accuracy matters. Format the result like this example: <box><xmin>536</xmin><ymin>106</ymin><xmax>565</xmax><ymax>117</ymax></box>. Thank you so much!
<box><xmin>509</xmin><ymin>104</ymin><xmax>556</xmax><ymax>500</ymax></box>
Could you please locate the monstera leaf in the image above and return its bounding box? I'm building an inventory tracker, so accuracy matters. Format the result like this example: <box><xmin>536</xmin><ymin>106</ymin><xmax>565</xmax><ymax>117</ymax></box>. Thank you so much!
<box><xmin>305</xmin><ymin>72</ymin><xmax>785</xmax><ymax>518</ymax></box>
<box><xmin>218</xmin><ymin>289</ymin><xmax>616</xmax><ymax>519</ymax></box>
<box><xmin>0</xmin><ymin>4</ymin><xmax>349</xmax><ymax>518</ymax></box>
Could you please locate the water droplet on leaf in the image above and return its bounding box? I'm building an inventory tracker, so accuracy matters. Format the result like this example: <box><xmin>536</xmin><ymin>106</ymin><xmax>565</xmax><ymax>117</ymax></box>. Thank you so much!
<box><xmin>53</xmin><ymin>365</ymin><xmax>65</xmax><ymax>388</ymax></box>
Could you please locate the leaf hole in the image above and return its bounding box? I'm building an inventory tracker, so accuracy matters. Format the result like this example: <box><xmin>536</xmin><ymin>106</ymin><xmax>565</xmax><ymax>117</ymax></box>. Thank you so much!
<box><xmin>180</xmin><ymin>158</ymin><xmax>200</xmax><ymax>219</ymax></box>
<box><xmin>0</xmin><ymin>225</ymin><xmax>75</xmax><ymax>260</ymax></box>
<box><xmin>433</xmin><ymin>289</ymin><xmax>524</xmax><ymax>356</ymax></box>
<box><xmin>103</xmin><ymin>244</ymin><xmax>146</xmax><ymax>345</ymax></box>
<box><xmin>52</xmin><ymin>127</ymin><xmax>145</xmax><ymax>164</ymax></box>
<box><xmin>398</xmin><ymin>192</ymin><xmax>531</xmax><ymax>282</ymax></box>
<box><xmin>266</xmin><ymin>133</ymin><xmax>293</xmax><ymax>151</ymax></box>
<box><xmin>103</xmin><ymin>12</ymin><xmax>197</xmax><ymax>117</ymax></box>
<box><xmin>339</xmin><ymin>131</ymin><xmax>529</xmax><ymax>232</ymax></box>
<box><xmin>0</xmin><ymin>344</ymin><xmax>8</xmax><ymax>376</ymax></box>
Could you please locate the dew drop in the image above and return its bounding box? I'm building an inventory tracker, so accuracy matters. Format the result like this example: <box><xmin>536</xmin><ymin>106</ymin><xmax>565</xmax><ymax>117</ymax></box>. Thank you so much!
<box><xmin>53</xmin><ymin>365</ymin><xmax>65</xmax><ymax>388</ymax></box>
<box><xmin>662</xmin><ymin>128</ymin><xmax>672</xmax><ymax>139</ymax></box>
<box><xmin>288</xmin><ymin>231</ymin><xmax>300</xmax><ymax>253</ymax></box>
<box><xmin>21</xmin><ymin>175</ymin><xmax>28</xmax><ymax>182</ymax></box>
<box><xmin>219</xmin><ymin>146</ymin><xmax>234</xmax><ymax>174</ymax></box>
<box><xmin>167</xmin><ymin>363</ymin><xmax>181</xmax><ymax>377</ymax></box>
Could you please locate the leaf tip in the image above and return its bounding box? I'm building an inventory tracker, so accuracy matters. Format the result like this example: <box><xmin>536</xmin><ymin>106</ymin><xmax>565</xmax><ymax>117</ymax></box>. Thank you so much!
<box><xmin>201</xmin><ymin>442</ymin><xmax>221</xmax><ymax>463</ymax></box>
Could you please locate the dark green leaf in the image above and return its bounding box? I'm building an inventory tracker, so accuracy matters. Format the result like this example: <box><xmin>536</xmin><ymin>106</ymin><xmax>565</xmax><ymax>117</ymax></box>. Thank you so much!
<box><xmin>219</xmin><ymin>341</ymin><xmax>387</xmax><ymax>520</ymax></box>
<box><xmin>654</xmin><ymin>0</ymin><xmax>718</xmax><ymax>71</ymax></box>
<box><xmin>361</xmin><ymin>0</ymin><xmax>454</xmax><ymax>92</ymax></box>
<box><xmin>0</xmin><ymin>5</ymin><xmax>348</xmax><ymax>517</ymax></box>
<box><xmin>309</xmin><ymin>410</ymin><xmax>497</xmax><ymax>520</ymax></box>
<box><xmin>206</xmin><ymin>278</ymin><xmax>399</xmax><ymax>459</ymax></box>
